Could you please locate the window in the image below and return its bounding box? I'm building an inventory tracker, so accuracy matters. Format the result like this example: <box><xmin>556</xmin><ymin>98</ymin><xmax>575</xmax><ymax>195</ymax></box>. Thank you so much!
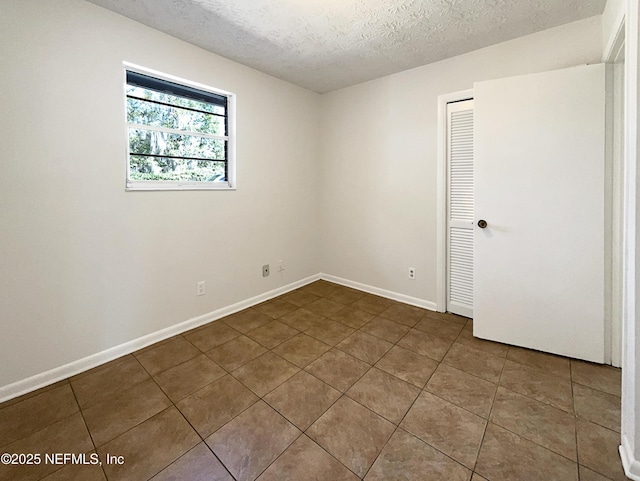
<box><xmin>124</xmin><ymin>64</ymin><xmax>235</xmax><ymax>190</ymax></box>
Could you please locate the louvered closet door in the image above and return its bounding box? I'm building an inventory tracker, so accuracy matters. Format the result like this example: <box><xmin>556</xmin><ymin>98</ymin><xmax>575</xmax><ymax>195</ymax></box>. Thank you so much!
<box><xmin>447</xmin><ymin>99</ymin><xmax>474</xmax><ymax>318</ymax></box>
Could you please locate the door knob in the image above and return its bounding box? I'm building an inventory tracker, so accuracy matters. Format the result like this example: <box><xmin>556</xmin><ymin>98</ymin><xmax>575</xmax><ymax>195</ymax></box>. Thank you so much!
<box><xmin>477</xmin><ymin>219</ymin><xmax>488</xmax><ymax>229</ymax></box>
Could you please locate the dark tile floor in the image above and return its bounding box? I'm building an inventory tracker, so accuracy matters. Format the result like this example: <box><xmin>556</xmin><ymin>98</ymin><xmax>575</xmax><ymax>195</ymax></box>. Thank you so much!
<box><xmin>0</xmin><ymin>280</ymin><xmax>624</xmax><ymax>481</ymax></box>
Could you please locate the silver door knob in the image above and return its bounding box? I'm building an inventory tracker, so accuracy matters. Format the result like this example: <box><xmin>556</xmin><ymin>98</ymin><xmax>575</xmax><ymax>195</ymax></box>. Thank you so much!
<box><xmin>477</xmin><ymin>220</ymin><xmax>488</xmax><ymax>229</ymax></box>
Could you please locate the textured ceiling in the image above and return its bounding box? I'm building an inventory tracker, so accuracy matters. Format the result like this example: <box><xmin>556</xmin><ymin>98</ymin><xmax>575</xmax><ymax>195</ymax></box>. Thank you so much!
<box><xmin>86</xmin><ymin>0</ymin><xmax>606</xmax><ymax>93</ymax></box>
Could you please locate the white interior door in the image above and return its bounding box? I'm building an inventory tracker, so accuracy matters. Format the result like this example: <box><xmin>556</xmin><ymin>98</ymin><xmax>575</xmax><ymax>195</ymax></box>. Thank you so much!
<box><xmin>447</xmin><ymin>99</ymin><xmax>474</xmax><ymax>318</ymax></box>
<box><xmin>474</xmin><ymin>64</ymin><xmax>606</xmax><ymax>363</ymax></box>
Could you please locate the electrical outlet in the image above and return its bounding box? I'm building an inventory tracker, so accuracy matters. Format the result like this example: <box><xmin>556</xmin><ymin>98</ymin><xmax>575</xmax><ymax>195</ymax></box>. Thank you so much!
<box><xmin>262</xmin><ymin>264</ymin><xmax>270</xmax><ymax>277</ymax></box>
<box><xmin>197</xmin><ymin>281</ymin><xmax>206</xmax><ymax>296</ymax></box>
<box><xmin>278</xmin><ymin>260</ymin><xmax>285</xmax><ymax>273</ymax></box>
<box><xmin>408</xmin><ymin>268</ymin><xmax>416</xmax><ymax>280</ymax></box>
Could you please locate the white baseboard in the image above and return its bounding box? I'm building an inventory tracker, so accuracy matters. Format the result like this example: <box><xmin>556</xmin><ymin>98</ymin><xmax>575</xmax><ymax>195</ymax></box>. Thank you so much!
<box><xmin>0</xmin><ymin>273</ymin><xmax>435</xmax><ymax>403</ymax></box>
<box><xmin>320</xmin><ymin>273</ymin><xmax>438</xmax><ymax>311</ymax></box>
<box><xmin>0</xmin><ymin>274</ymin><xmax>320</xmax><ymax>404</ymax></box>
<box><xmin>620</xmin><ymin>439</ymin><xmax>640</xmax><ymax>480</ymax></box>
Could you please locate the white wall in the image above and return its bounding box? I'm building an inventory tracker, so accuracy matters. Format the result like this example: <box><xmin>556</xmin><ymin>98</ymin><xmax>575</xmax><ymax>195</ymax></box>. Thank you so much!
<box><xmin>0</xmin><ymin>0</ymin><xmax>321</xmax><ymax>390</ymax></box>
<box><xmin>320</xmin><ymin>16</ymin><xmax>603</xmax><ymax>306</ymax></box>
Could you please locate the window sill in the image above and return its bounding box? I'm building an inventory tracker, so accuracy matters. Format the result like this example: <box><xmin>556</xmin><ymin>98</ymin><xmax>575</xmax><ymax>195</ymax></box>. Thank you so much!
<box><xmin>126</xmin><ymin>181</ymin><xmax>235</xmax><ymax>191</ymax></box>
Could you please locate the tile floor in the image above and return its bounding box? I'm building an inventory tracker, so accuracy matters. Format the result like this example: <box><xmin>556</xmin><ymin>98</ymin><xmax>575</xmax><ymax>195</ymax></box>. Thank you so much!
<box><xmin>0</xmin><ymin>280</ymin><xmax>624</xmax><ymax>481</ymax></box>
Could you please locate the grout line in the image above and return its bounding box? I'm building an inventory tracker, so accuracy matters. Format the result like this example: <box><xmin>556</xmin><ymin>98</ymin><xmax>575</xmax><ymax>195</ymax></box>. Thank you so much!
<box><xmin>571</xmin><ymin>379</ymin><xmax>622</xmax><ymax>398</ymax></box>
<box><xmin>203</xmin><ymin>338</ymin><xmax>269</xmax><ymax>374</ymax></box>
<box><xmin>439</xmin><ymin>353</ymin><xmax>506</xmax><ymax>382</ymax></box>
<box><xmin>303</xmin><ymin>431</ymin><xmax>364</xmax><ymax>479</ymax></box>
<box><xmin>571</xmin><ymin>379</ymin><xmax>581</xmax><ymax>481</ymax></box>
<box><xmin>483</xmin><ymin>417</ymin><xmax>581</xmax><ymax>465</ymax></box>
<box><xmin>183</xmin><ymin>324</ymin><xmax>244</xmax><ymax>353</ymax></box>
<box><xmin>250</xmin><ymin>431</ymin><xmax>306</xmax><ymax>481</ymax></box>
<box><xmin>143</xmin><ymin>409</ymin><xmax>216</xmax><ymax>481</ymax></box>
<box><xmin>422</xmin><ymin>386</ymin><xmax>494</xmax><ymax>421</ymax></box>
<box><xmin>0</xmin><ymin>379</ymin><xmax>71</xmax><ymax>413</ymax></box>
<box><xmin>360</xmin><ymin>425</ymin><xmax>398</xmax><ymax>479</ymax></box>
<box><xmin>67</xmin><ymin>380</ymin><xmax>110</xmax><ymax>481</ymax></box>
<box><xmin>202</xmin><ymin>443</ymin><xmax>237</xmax><ymax>481</ymax></box>
<box><xmin>0</xmin><ymin>388</ymin><xmax>81</xmax><ymax>452</ymax></box>
<box><xmin>303</xmin><ymin>353</ymin><xmax>371</xmax><ymax>393</ymax></box>
<box><xmin>473</xmin><ymin>347</ymin><xmax>509</xmax><ymax>474</ymax></box>
<box><xmin>570</xmin><ymin>402</ymin><xmax>622</xmax><ymax>434</ymax></box>
<box><xmin>497</xmin><ymin>366</ymin><xmax>576</xmax><ymax>415</ymax></box>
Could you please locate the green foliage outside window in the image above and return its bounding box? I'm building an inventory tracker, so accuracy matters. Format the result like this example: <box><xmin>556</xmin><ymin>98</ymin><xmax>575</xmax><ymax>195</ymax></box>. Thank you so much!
<box><xmin>127</xmin><ymin>85</ymin><xmax>227</xmax><ymax>182</ymax></box>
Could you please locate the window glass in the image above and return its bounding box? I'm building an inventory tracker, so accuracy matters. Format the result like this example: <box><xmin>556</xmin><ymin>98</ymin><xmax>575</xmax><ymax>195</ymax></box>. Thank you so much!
<box><xmin>125</xmin><ymin>67</ymin><xmax>234</xmax><ymax>190</ymax></box>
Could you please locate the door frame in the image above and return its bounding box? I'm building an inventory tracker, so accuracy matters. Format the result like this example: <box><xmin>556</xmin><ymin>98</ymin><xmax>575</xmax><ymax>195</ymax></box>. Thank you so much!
<box><xmin>436</xmin><ymin>88</ymin><xmax>474</xmax><ymax>313</ymax></box>
<box><xmin>605</xmin><ymin>14</ymin><xmax>626</xmax><ymax>369</ymax></box>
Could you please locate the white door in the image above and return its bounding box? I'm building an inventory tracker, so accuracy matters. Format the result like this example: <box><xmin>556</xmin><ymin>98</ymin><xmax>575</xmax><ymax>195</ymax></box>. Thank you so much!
<box><xmin>447</xmin><ymin>99</ymin><xmax>474</xmax><ymax>318</ymax></box>
<box><xmin>474</xmin><ymin>64</ymin><xmax>606</xmax><ymax>363</ymax></box>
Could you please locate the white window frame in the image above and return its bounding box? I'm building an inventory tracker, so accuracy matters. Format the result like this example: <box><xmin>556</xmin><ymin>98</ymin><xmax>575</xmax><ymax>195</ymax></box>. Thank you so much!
<box><xmin>123</xmin><ymin>62</ymin><xmax>236</xmax><ymax>191</ymax></box>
